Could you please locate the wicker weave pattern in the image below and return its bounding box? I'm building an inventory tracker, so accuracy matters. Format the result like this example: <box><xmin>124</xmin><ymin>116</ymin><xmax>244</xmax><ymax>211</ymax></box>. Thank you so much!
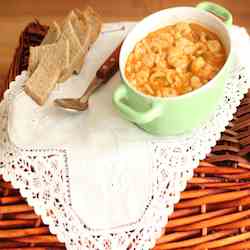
<box><xmin>1</xmin><ymin>22</ymin><xmax>250</xmax><ymax>250</ymax></box>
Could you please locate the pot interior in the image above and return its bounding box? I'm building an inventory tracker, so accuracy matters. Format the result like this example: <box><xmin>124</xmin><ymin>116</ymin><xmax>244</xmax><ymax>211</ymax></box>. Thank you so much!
<box><xmin>120</xmin><ymin>6</ymin><xmax>231</xmax><ymax>84</ymax></box>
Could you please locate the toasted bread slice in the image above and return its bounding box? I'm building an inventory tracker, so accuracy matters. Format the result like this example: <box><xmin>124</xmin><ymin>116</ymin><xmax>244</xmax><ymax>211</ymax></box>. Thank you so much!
<box><xmin>68</xmin><ymin>10</ymin><xmax>88</xmax><ymax>45</ymax></box>
<box><xmin>41</xmin><ymin>21</ymin><xmax>61</xmax><ymax>45</ymax></box>
<box><xmin>61</xmin><ymin>10</ymin><xmax>88</xmax><ymax>75</ymax></box>
<box><xmin>25</xmin><ymin>66</ymin><xmax>61</xmax><ymax>105</ymax></box>
<box><xmin>60</xmin><ymin>7</ymin><xmax>102</xmax><ymax>78</ymax></box>
<box><xmin>25</xmin><ymin>39</ymin><xmax>69</xmax><ymax>105</ymax></box>
<box><xmin>28</xmin><ymin>45</ymin><xmax>39</xmax><ymax>74</ymax></box>
<box><xmin>58</xmin><ymin>17</ymin><xmax>87</xmax><ymax>81</ymax></box>
<box><xmin>28</xmin><ymin>44</ymin><xmax>62</xmax><ymax>75</ymax></box>
<box><xmin>75</xmin><ymin>7</ymin><xmax>102</xmax><ymax>44</ymax></box>
<box><xmin>59</xmin><ymin>48</ymin><xmax>87</xmax><ymax>82</ymax></box>
<box><xmin>73</xmin><ymin>7</ymin><xmax>102</xmax><ymax>74</ymax></box>
<box><xmin>60</xmin><ymin>17</ymin><xmax>83</xmax><ymax>63</ymax></box>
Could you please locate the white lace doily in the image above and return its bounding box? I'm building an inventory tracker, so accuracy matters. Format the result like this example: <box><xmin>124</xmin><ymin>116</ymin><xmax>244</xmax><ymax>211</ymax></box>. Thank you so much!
<box><xmin>0</xmin><ymin>23</ymin><xmax>250</xmax><ymax>250</ymax></box>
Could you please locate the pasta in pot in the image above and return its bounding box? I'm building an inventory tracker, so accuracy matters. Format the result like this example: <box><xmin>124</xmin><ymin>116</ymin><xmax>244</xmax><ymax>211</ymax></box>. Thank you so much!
<box><xmin>125</xmin><ymin>22</ymin><xmax>226</xmax><ymax>97</ymax></box>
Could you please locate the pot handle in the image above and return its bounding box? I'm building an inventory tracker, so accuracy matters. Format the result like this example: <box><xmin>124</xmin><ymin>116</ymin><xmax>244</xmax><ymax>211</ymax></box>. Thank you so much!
<box><xmin>113</xmin><ymin>85</ymin><xmax>163</xmax><ymax>125</ymax></box>
<box><xmin>196</xmin><ymin>2</ymin><xmax>233</xmax><ymax>28</ymax></box>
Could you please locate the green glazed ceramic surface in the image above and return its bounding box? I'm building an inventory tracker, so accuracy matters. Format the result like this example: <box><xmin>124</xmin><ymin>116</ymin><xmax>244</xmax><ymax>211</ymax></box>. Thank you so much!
<box><xmin>113</xmin><ymin>2</ymin><xmax>233</xmax><ymax>136</ymax></box>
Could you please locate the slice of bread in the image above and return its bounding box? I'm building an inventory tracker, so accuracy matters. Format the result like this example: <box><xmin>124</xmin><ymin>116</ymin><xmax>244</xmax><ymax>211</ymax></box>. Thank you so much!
<box><xmin>25</xmin><ymin>39</ymin><xmax>69</xmax><ymax>105</ymax></box>
<box><xmin>28</xmin><ymin>45</ymin><xmax>39</xmax><ymax>74</ymax></box>
<box><xmin>58</xmin><ymin>16</ymin><xmax>86</xmax><ymax>82</ymax></box>
<box><xmin>28</xmin><ymin>44</ymin><xmax>59</xmax><ymax>75</ymax></box>
<box><xmin>59</xmin><ymin>48</ymin><xmax>86</xmax><ymax>82</ymax></box>
<box><xmin>68</xmin><ymin>10</ymin><xmax>88</xmax><ymax>46</ymax></box>
<box><xmin>59</xmin><ymin>7</ymin><xmax>103</xmax><ymax>78</ymax></box>
<box><xmin>24</xmin><ymin>66</ymin><xmax>61</xmax><ymax>106</ymax></box>
<box><xmin>41</xmin><ymin>21</ymin><xmax>61</xmax><ymax>45</ymax></box>
<box><xmin>75</xmin><ymin>7</ymin><xmax>102</xmax><ymax>44</ymax></box>
<box><xmin>68</xmin><ymin>9</ymin><xmax>88</xmax><ymax>75</ymax></box>
<box><xmin>28</xmin><ymin>20</ymin><xmax>63</xmax><ymax>75</ymax></box>
<box><xmin>73</xmin><ymin>7</ymin><xmax>102</xmax><ymax>74</ymax></box>
<box><xmin>25</xmin><ymin>6</ymin><xmax>102</xmax><ymax>105</ymax></box>
<box><xmin>60</xmin><ymin>17</ymin><xmax>83</xmax><ymax>64</ymax></box>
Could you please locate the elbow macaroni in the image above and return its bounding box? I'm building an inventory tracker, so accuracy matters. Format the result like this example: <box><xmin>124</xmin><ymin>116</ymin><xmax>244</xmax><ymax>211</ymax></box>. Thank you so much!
<box><xmin>125</xmin><ymin>22</ymin><xmax>226</xmax><ymax>97</ymax></box>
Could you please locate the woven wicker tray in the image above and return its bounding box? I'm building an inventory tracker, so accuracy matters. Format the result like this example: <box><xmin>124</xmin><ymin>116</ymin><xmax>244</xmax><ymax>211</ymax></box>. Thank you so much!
<box><xmin>1</xmin><ymin>21</ymin><xmax>250</xmax><ymax>250</ymax></box>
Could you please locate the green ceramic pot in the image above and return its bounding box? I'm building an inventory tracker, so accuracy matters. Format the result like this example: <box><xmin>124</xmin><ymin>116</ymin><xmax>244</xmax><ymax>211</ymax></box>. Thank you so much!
<box><xmin>113</xmin><ymin>2</ymin><xmax>233</xmax><ymax>136</ymax></box>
